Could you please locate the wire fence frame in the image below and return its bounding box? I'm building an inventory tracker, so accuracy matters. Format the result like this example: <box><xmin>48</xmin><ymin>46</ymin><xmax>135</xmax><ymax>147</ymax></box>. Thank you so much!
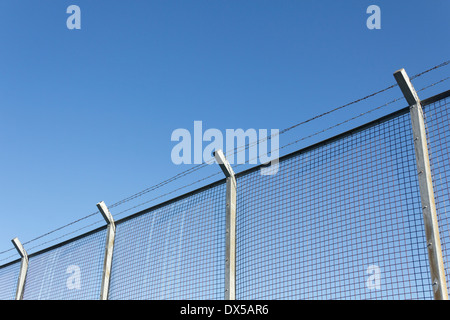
<box><xmin>0</xmin><ymin>88</ymin><xmax>449</xmax><ymax>300</ymax></box>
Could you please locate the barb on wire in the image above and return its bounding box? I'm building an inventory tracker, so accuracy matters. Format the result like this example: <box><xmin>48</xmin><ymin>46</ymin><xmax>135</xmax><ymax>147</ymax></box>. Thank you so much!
<box><xmin>0</xmin><ymin>253</ymin><xmax>19</xmax><ymax>264</ymax></box>
<box><xmin>417</xmin><ymin>77</ymin><xmax>450</xmax><ymax>92</ymax></box>
<box><xmin>112</xmin><ymin>171</ymin><xmax>223</xmax><ymax>219</ymax></box>
<box><xmin>25</xmin><ymin>219</ymin><xmax>104</xmax><ymax>254</ymax></box>
<box><xmin>21</xmin><ymin>211</ymin><xmax>99</xmax><ymax>246</ymax></box>
<box><xmin>0</xmin><ymin>247</ymin><xmax>15</xmax><ymax>256</ymax></box>
<box><xmin>108</xmin><ymin>162</ymin><xmax>209</xmax><ymax>209</ymax></box>
<box><xmin>411</xmin><ymin>60</ymin><xmax>450</xmax><ymax>80</ymax></box>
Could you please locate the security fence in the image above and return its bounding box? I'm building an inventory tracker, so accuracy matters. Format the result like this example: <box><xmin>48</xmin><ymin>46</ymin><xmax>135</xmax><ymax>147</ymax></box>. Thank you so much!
<box><xmin>0</xmin><ymin>80</ymin><xmax>450</xmax><ymax>300</ymax></box>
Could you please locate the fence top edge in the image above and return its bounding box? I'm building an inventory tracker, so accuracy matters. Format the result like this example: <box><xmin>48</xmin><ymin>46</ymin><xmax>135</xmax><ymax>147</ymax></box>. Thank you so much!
<box><xmin>0</xmin><ymin>257</ymin><xmax>22</xmax><ymax>270</ymax></box>
<box><xmin>421</xmin><ymin>89</ymin><xmax>450</xmax><ymax>107</ymax></box>
<box><xmin>25</xmin><ymin>224</ymin><xmax>109</xmax><ymax>260</ymax></box>
<box><xmin>114</xmin><ymin>177</ymin><xmax>227</xmax><ymax>226</ymax></box>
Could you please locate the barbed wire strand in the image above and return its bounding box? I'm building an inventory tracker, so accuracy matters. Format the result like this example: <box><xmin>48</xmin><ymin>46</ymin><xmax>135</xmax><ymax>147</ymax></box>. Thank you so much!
<box><xmin>236</xmin><ymin>76</ymin><xmax>450</xmax><ymax>170</ymax></box>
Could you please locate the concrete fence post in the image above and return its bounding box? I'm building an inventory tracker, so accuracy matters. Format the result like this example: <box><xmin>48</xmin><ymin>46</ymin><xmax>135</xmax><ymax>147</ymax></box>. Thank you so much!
<box><xmin>394</xmin><ymin>68</ymin><xmax>448</xmax><ymax>300</ymax></box>
<box><xmin>97</xmin><ymin>201</ymin><xmax>116</xmax><ymax>300</ymax></box>
<box><xmin>11</xmin><ymin>237</ymin><xmax>28</xmax><ymax>300</ymax></box>
<box><xmin>214</xmin><ymin>150</ymin><xmax>237</xmax><ymax>300</ymax></box>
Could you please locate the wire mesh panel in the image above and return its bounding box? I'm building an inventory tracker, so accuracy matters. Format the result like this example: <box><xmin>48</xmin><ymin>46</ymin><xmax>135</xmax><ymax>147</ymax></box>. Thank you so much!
<box><xmin>423</xmin><ymin>94</ymin><xmax>450</xmax><ymax>294</ymax></box>
<box><xmin>0</xmin><ymin>91</ymin><xmax>447</xmax><ymax>300</ymax></box>
<box><xmin>108</xmin><ymin>182</ymin><xmax>226</xmax><ymax>300</ymax></box>
<box><xmin>22</xmin><ymin>229</ymin><xmax>106</xmax><ymax>300</ymax></box>
<box><xmin>236</xmin><ymin>110</ymin><xmax>433</xmax><ymax>300</ymax></box>
<box><xmin>0</xmin><ymin>260</ymin><xmax>20</xmax><ymax>300</ymax></box>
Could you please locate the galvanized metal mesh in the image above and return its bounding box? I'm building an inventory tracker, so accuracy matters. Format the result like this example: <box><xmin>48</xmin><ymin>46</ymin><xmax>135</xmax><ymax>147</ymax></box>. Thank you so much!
<box><xmin>423</xmin><ymin>95</ymin><xmax>450</xmax><ymax>294</ymax></box>
<box><xmin>236</xmin><ymin>110</ymin><xmax>433</xmax><ymax>300</ymax></box>
<box><xmin>0</xmin><ymin>260</ymin><xmax>21</xmax><ymax>300</ymax></box>
<box><xmin>22</xmin><ymin>229</ymin><xmax>106</xmax><ymax>300</ymax></box>
<box><xmin>1</xmin><ymin>91</ymin><xmax>450</xmax><ymax>300</ymax></box>
<box><xmin>108</xmin><ymin>182</ymin><xmax>226</xmax><ymax>300</ymax></box>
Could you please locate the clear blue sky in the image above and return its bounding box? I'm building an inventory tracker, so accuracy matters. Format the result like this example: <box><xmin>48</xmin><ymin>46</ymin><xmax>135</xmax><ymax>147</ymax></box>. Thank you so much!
<box><xmin>0</xmin><ymin>0</ymin><xmax>449</xmax><ymax>262</ymax></box>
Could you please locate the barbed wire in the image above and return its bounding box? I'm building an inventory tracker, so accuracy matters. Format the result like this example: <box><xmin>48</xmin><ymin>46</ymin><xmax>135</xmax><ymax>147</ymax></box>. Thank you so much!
<box><xmin>0</xmin><ymin>61</ymin><xmax>448</xmax><ymax>259</ymax></box>
<box><xmin>411</xmin><ymin>60</ymin><xmax>450</xmax><ymax>80</ymax></box>
<box><xmin>89</xmin><ymin>60</ymin><xmax>450</xmax><ymax>211</ymax></box>
<box><xmin>237</xmin><ymin>75</ymin><xmax>450</xmax><ymax>170</ymax></box>
<box><xmin>21</xmin><ymin>74</ymin><xmax>448</xmax><ymax>256</ymax></box>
